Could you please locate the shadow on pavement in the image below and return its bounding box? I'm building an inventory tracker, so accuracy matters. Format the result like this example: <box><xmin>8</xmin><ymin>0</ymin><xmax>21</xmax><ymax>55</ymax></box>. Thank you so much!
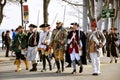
<box><xmin>0</xmin><ymin>70</ymin><xmax>92</xmax><ymax>79</ymax></box>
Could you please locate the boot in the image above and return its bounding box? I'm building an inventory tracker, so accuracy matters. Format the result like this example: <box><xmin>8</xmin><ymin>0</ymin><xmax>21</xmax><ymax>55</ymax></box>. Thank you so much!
<box><xmin>49</xmin><ymin>64</ymin><xmax>52</xmax><ymax>71</ymax></box>
<box><xmin>23</xmin><ymin>59</ymin><xmax>29</xmax><ymax>70</ymax></box>
<box><xmin>41</xmin><ymin>55</ymin><xmax>46</xmax><ymax>72</ymax></box>
<box><xmin>30</xmin><ymin>63</ymin><xmax>37</xmax><ymax>72</ymax></box>
<box><xmin>71</xmin><ymin>69</ymin><xmax>76</xmax><ymax>74</ymax></box>
<box><xmin>78</xmin><ymin>60</ymin><xmax>83</xmax><ymax>73</ymax></box>
<box><xmin>41</xmin><ymin>68</ymin><xmax>46</xmax><ymax>72</ymax></box>
<box><xmin>56</xmin><ymin>61</ymin><xmax>61</xmax><ymax>73</ymax></box>
<box><xmin>79</xmin><ymin>66</ymin><xmax>83</xmax><ymax>73</ymax></box>
<box><xmin>66</xmin><ymin>63</ymin><xmax>71</xmax><ymax>68</ymax></box>
<box><xmin>14</xmin><ymin>59</ymin><xmax>21</xmax><ymax>72</ymax></box>
<box><xmin>46</xmin><ymin>56</ymin><xmax>52</xmax><ymax>71</ymax></box>
<box><xmin>61</xmin><ymin>60</ymin><xmax>64</xmax><ymax>72</ymax></box>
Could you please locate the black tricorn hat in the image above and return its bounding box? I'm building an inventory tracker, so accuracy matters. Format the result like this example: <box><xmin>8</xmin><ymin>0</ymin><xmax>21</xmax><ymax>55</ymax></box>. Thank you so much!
<box><xmin>29</xmin><ymin>24</ymin><xmax>37</xmax><ymax>28</ymax></box>
<box><xmin>110</xmin><ymin>27</ymin><xmax>117</xmax><ymax>30</ymax></box>
<box><xmin>71</xmin><ymin>22</ymin><xmax>79</xmax><ymax>27</ymax></box>
<box><xmin>39</xmin><ymin>23</ymin><xmax>50</xmax><ymax>28</ymax></box>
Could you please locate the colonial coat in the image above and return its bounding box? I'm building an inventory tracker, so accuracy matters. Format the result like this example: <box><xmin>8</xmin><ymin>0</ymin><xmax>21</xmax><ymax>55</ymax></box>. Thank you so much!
<box><xmin>67</xmin><ymin>30</ymin><xmax>87</xmax><ymax>64</ymax></box>
<box><xmin>50</xmin><ymin>27</ymin><xmax>67</xmax><ymax>51</ymax></box>
<box><xmin>50</xmin><ymin>27</ymin><xmax>67</xmax><ymax>60</ymax></box>
<box><xmin>86</xmin><ymin>30</ymin><xmax>106</xmax><ymax>58</ymax></box>
<box><xmin>27</xmin><ymin>31</ymin><xmax>39</xmax><ymax>61</ymax></box>
<box><xmin>12</xmin><ymin>32</ymin><xmax>28</xmax><ymax>52</ymax></box>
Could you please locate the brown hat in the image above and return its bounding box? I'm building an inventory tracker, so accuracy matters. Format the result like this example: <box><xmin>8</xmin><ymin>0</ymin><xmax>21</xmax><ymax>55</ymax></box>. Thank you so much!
<box><xmin>56</xmin><ymin>20</ymin><xmax>62</xmax><ymax>24</ymax></box>
<box><xmin>39</xmin><ymin>23</ymin><xmax>50</xmax><ymax>28</ymax></box>
<box><xmin>29</xmin><ymin>24</ymin><xmax>37</xmax><ymax>28</ymax></box>
<box><xmin>6</xmin><ymin>30</ymin><xmax>10</xmax><ymax>34</ymax></box>
<box><xmin>17</xmin><ymin>26</ymin><xmax>24</xmax><ymax>29</ymax></box>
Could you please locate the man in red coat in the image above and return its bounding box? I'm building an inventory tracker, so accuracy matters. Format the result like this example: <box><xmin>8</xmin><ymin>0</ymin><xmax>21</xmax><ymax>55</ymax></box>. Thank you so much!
<box><xmin>67</xmin><ymin>23</ymin><xmax>83</xmax><ymax>74</ymax></box>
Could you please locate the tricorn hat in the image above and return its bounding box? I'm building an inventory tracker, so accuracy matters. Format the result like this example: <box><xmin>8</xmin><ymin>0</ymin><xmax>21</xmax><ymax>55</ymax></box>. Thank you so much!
<box><xmin>39</xmin><ymin>23</ymin><xmax>50</xmax><ymax>28</ymax></box>
<box><xmin>110</xmin><ymin>27</ymin><xmax>117</xmax><ymax>30</ymax></box>
<box><xmin>71</xmin><ymin>22</ymin><xmax>79</xmax><ymax>27</ymax></box>
<box><xmin>29</xmin><ymin>24</ymin><xmax>37</xmax><ymax>28</ymax></box>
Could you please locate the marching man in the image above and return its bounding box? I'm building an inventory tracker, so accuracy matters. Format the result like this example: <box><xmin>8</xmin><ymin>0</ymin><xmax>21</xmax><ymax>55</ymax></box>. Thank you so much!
<box><xmin>86</xmin><ymin>21</ymin><xmax>106</xmax><ymax>75</ymax></box>
<box><xmin>67</xmin><ymin>23</ymin><xmax>84</xmax><ymax>74</ymax></box>
<box><xmin>27</xmin><ymin>24</ymin><xmax>40</xmax><ymax>72</ymax></box>
<box><xmin>38</xmin><ymin>23</ymin><xmax>52</xmax><ymax>72</ymax></box>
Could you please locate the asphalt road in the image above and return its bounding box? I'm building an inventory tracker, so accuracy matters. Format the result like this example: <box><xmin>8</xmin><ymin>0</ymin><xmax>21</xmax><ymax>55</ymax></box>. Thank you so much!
<box><xmin>0</xmin><ymin>48</ymin><xmax>120</xmax><ymax>80</ymax></box>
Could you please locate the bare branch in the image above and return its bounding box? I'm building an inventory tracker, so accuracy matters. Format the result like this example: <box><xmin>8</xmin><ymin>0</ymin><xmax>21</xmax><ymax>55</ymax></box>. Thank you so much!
<box><xmin>114</xmin><ymin>0</ymin><xmax>118</xmax><ymax>20</ymax></box>
<box><xmin>62</xmin><ymin>0</ymin><xmax>86</xmax><ymax>7</ymax></box>
<box><xmin>3</xmin><ymin>0</ymin><xmax>6</xmax><ymax>6</ymax></box>
<box><xmin>0</xmin><ymin>0</ymin><xmax>6</xmax><ymax>5</ymax></box>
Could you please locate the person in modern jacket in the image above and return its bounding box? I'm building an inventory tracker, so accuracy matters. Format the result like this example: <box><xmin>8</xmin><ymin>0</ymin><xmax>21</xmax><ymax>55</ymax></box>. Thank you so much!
<box><xmin>4</xmin><ymin>30</ymin><xmax>11</xmax><ymax>57</ymax></box>
<box><xmin>107</xmin><ymin>27</ymin><xmax>119</xmax><ymax>63</ymax></box>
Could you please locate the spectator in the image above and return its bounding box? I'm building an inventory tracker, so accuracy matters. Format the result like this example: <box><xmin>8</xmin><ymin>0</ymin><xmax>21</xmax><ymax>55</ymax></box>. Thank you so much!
<box><xmin>1</xmin><ymin>31</ymin><xmax>5</xmax><ymax>50</ymax></box>
<box><xmin>4</xmin><ymin>30</ymin><xmax>11</xmax><ymax>57</ymax></box>
<box><xmin>107</xmin><ymin>27</ymin><xmax>119</xmax><ymax>63</ymax></box>
<box><xmin>11</xmin><ymin>29</ymin><xmax>17</xmax><ymax>40</ymax></box>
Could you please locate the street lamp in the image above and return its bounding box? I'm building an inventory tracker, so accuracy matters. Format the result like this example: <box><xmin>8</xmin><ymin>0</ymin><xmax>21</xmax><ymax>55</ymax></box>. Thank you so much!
<box><xmin>18</xmin><ymin>0</ymin><xmax>27</xmax><ymax>26</ymax></box>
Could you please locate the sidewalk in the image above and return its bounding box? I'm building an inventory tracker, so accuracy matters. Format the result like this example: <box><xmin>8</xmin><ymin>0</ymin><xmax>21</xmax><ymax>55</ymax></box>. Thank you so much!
<box><xmin>0</xmin><ymin>48</ymin><xmax>15</xmax><ymax>61</ymax></box>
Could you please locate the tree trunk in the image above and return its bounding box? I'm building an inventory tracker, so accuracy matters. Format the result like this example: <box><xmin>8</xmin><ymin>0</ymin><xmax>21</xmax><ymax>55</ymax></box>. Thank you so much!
<box><xmin>104</xmin><ymin>18</ymin><xmax>109</xmax><ymax>30</ymax></box>
<box><xmin>43</xmin><ymin>0</ymin><xmax>50</xmax><ymax>24</ymax></box>
<box><xmin>82</xmin><ymin>0</ymin><xmax>88</xmax><ymax>31</ymax></box>
<box><xmin>0</xmin><ymin>0</ymin><xmax>6</xmax><ymax>25</ymax></box>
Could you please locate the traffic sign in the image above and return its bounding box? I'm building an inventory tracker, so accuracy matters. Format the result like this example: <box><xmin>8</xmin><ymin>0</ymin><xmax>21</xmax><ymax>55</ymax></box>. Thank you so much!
<box><xmin>101</xmin><ymin>9</ymin><xmax>115</xmax><ymax>18</ymax></box>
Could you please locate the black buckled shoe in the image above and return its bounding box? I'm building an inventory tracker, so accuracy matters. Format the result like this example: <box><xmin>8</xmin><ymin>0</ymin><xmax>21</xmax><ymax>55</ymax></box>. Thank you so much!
<box><xmin>115</xmin><ymin>60</ymin><xmax>117</xmax><ymax>63</ymax></box>
<box><xmin>56</xmin><ymin>70</ymin><xmax>61</xmax><ymax>73</ymax></box>
<box><xmin>92</xmin><ymin>73</ymin><xmax>98</xmax><ymax>76</ymax></box>
<box><xmin>79</xmin><ymin>66</ymin><xmax>83</xmax><ymax>73</ymax></box>
<box><xmin>71</xmin><ymin>69</ymin><xmax>76</xmax><ymax>74</ymax></box>
<box><xmin>41</xmin><ymin>69</ymin><xmax>46</xmax><ymax>72</ymax></box>
<box><xmin>65</xmin><ymin>64</ymin><xmax>71</xmax><ymax>68</ymax></box>
<box><xmin>29</xmin><ymin>68</ymin><xmax>37</xmax><ymax>72</ymax></box>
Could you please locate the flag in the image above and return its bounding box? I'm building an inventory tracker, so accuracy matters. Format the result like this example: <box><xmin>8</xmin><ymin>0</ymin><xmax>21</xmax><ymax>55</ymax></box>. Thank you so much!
<box><xmin>23</xmin><ymin>5</ymin><xmax>29</xmax><ymax>24</ymax></box>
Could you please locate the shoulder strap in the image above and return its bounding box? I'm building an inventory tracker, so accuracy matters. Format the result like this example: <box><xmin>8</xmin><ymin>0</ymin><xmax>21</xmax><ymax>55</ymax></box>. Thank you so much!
<box><xmin>43</xmin><ymin>31</ymin><xmax>49</xmax><ymax>41</ymax></box>
<box><xmin>54</xmin><ymin>29</ymin><xmax>61</xmax><ymax>40</ymax></box>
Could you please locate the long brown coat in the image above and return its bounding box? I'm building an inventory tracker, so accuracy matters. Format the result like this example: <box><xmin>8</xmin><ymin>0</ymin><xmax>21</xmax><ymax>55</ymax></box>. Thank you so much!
<box><xmin>50</xmin><ymin>27</ymin><xmax>67</xmax><ymax>60</ymax></box>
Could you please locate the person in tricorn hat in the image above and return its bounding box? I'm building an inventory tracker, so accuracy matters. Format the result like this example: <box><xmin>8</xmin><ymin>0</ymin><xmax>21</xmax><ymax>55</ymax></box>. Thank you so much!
<box><xmin>107</xmin><ymin>27</ymin><xmax>119</xmax><ymax>63</ymax></box>
<box><xmin>50</xmin><ymin>21</ymin><xmax>67</xmax><ymax>73</ymax></box>
<box><xmin>66</xmin><ymin>22</ymin><xmax>87</xmax><ymax>74</ymax></box>
<box><xmin>38</xmin><ymin>23</ymin><xmax>52</xmax><ymax>72</ymax></box>
<box><xmin>27</xmin><ymin>24</ymin><xmax>40</xmax><ymax>72</ymax></box>
<box><xmin>86</xmin><ymin>21</ymin><xmax>106</xmax><ymax>75</ymax></box>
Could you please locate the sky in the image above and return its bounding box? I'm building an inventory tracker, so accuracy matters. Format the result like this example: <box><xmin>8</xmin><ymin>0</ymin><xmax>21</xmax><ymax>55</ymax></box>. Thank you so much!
<box><xmin>0</xmin><ymin>0</ymin><xmax>83</xmax><ymax>30</ymax></box>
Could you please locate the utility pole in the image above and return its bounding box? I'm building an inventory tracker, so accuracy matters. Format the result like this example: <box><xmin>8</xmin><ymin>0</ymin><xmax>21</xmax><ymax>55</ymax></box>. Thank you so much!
<box><xmin>19</xmin><ymin>0</ymin><xmax>27</xmax><ymax>26</ymax></box>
